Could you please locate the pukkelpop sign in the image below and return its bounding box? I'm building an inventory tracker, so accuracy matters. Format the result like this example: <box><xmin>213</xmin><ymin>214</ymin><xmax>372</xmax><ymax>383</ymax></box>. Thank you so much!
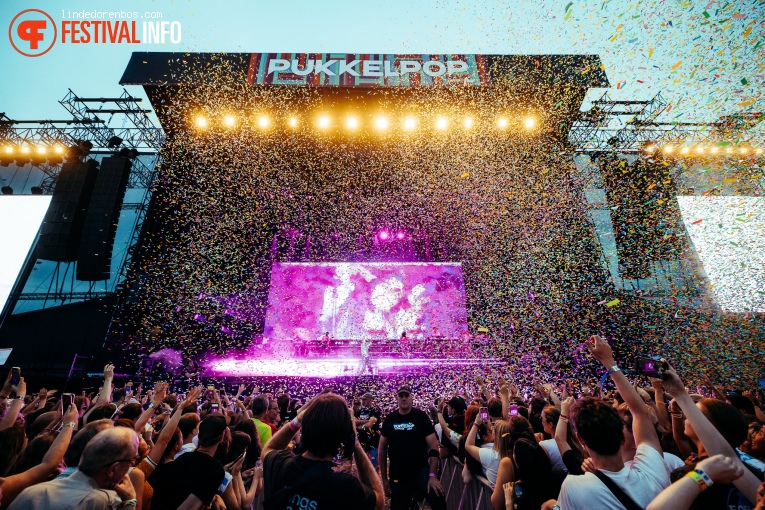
<box><xmin>246</xmin><ymin>53</ymin><xmax>490</xmax><ymax>88</ymax></box>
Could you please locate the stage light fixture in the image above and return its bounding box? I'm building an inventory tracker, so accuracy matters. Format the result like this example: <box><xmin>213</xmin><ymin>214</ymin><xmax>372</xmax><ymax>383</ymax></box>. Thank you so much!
<box><xmin>497</xmin><ymin>118</ymin><xmax>508</xmax><ymax>128</ymax></box>
<box><xmin>223</xmin><ymin>115</ymin><xmax>236</xmax><ymax>128</ymax></box>
<box><xmin>396</xmin><ymin>232</ymin><xmax>406</xmax><ymax>240</ymax></box>
<box><xmin>30</xmin><ymin>186</ymin><xmax>43</xmax><ymax>195</ymax></box>
<box><xmin>464</xmin><ymin>117</ymin><xmax>474</xmax><ymax>128</ymax></box>
<box><xmin>710</xmin><ymin>147</ymin><xmax>719</xmax><ymax>154</ymax></box>
<box><xmin>374</xmin><ymin>116</ymin><xmax>389</xmax><ymax>130</ymax></box>
<box><xmin>257</xmin><ymin>116</ymin><xmax>270</xmax><ymax>128</ymax></box>
<box><xmin>726</xmin><ymin>147</ymin><xmax>733</xmax><ymax>154</ymax></box>
<box><xmin>740</xmin><ymin>147</ymin><xmax>748</xmax><ymax>154</ymax></box>
<box><xmin>523</xmin><ymin>116</ymin><xmax>537</xmax><ymax>129</ymax></box>
<box><xmin>378</xmin><ymin>230</ymin><xmax>390</xmax><ymax>240</ymax></box>
<box><xmin>680</xmin><ymin>147</ymin><xmax>690</xmax><ymax>154</ymax></box>
<box><xmin>318</xmin><ymin>115</ymin><xmax>331</xmax><ymax>129</ymax></box>
<box><xmin>194</xmin><ymin>116</ymin><xmax>208</xmax><ymax>129</ymax></box>
<box><xmin>288</xmin><ymin>117</ymin><xmax>298</xmax><ymax>127</ymax></box>
<box><xmin>20</xmin><ymin>146</ymin><xmax>30</xmax><ymax>154</ymax></box>
<box><xmin>1</xmin><ymin>186</ymin><xmax>13</xmax><ymax>195</ymax></box>
<box><xmin>644</xmin><ymin>145</ymin><xmax>656</xmax><ymax>153</ymax></box>
<box><xmin>756</xmin><ymin>148</ymin><xmax>763</xmax><ymax>155</ymax></box>
<box><xmin>345</xmin><ymin>116</ymin><xmax>357</xmax><ymax>129</ymax></box>
<box><xmin>663</xmin><ymin>145</ymin><xmax>674</xmax><ymax>153</ymax></box>
<box><xmin>695</xmin><ymin>146</ymin><xmax>705</xmax><ymax>154</ymax></box>
<box><xmin>36</xmin><ymin>147</ymin><xmax>46</xmax><ymax>154</ymax></box>
<box><xmin>4</xmin><ymin>146</ymin><xmax>13</xmax><ymax>154</ymax></box>
<box><xmin>403</xmin><ymin>117</ymin><xmax>417</xmax><ymax>130</ymax></box>
<box><xmin>54</xmin><ymin>146</ymin><xmax>64</xmax><ymax>154</ymax></box>
<box><xmin>435</xmin><ymin>117</ymin><xmax>448</xmax><ymax>130</ymax></box>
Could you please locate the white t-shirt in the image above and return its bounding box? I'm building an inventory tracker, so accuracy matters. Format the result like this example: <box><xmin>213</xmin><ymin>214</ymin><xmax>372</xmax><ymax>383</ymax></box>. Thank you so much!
<box><xmin>540</xmin><ymin>438</ymin><xmax>568</xmax><ymax>472</ymax></box>
<box><xmin>477</xmin><ymin>443</ymin><xmax>500</xmax><ymax>486</ymax></box>
<box><xmin>557</xmin><ymin>444</ymin><xmax>670</xmax><ymax>510</ymax></box>
<box><xmin>625</xmin><ymin>450</ymin><xmax>685</xmax><ymax>478</ymax></box>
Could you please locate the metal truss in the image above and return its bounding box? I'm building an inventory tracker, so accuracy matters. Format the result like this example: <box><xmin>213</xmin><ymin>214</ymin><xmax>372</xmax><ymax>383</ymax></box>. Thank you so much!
<box><xmin>569</xmin><ymin>93</ymin><xmax>763</xmax><ymax>152</ymax></box>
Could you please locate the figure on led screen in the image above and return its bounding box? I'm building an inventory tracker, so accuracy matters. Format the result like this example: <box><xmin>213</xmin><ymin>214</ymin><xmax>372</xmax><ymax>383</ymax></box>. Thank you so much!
<box><xmin>360</xmin><ymin>337</ymin><xmax>372</xmax><ymax>373</ymax></box>
<box><xmin>362</xmin><ymin>276</ymin><xmax>406</xmax><ymax>339</ymax></box>
<box><xmin>319</xmin><ymin>331</ymin><xmax>331</xmax><ymax>356</ymax></box>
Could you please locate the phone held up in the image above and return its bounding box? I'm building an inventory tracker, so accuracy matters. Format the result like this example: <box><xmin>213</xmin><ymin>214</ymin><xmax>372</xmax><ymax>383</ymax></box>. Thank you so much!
<box><xmin>634</xmin><ymin>357</ymin><xmax>669</xmax><ymax>378</ymax></box>
<box><xmin>11</xmin><ymin>367</ymin><xmax>20</xmax><ymax>386</ymax></box>
<box><xmin>479</xmin><ymin>407</ymin><xmax>489</xmax><ymax>421</ymax></box>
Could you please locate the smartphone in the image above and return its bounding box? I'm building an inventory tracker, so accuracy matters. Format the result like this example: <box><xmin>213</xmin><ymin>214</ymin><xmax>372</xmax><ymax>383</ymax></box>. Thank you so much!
<box><xmin>234</xmin><ymin>450</ymin><xmax>246</xmax><ymax>463</ymax></box>
<box><xmin>211</xmin><ymin>403</ymin><xmax>220</xmax><ymax>413</ymax></box>
<box><xmin>207</xmin><ymin>384</ymin><xmax>215</xmax><ymax>399</ymax></box>
<box><xmin>10</xmin><ymin>367</ymin><xmax>20</xmax><ymax>386</ymax></box>
<box><xmin>635</xmin><ymin>357</ymin><xmax>669</xmax><ymax>378</ymax></box>
<box><xmin>509</xmin><ymin>404</ymin><xmax>519</xmax><ymax>416</ymax></box>
<box><xmin>62</xmin><ymin>393</ymin><xmax>75</xmax><ymax>409</ymax></box>
<box><xmin>479</xmin><ymin>407</ymin><xmax>488</xmax><ymax>421</ymax></box>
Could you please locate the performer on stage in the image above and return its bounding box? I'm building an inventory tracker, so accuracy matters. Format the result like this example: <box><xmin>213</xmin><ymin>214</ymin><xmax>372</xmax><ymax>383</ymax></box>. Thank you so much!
<box><xmin>320</xmin><ymin>331</ymin><xmax>331</xmax><ymax>356</ymax></box>
<box><xmin>399</xmin><ymin>331</ymin><xmax>410</xmax><ymax>357</ymax></box>
<box><xmin>360</xmin><ymin>337</ymin><xmax>372</xmax><ymax>373</ymax></box>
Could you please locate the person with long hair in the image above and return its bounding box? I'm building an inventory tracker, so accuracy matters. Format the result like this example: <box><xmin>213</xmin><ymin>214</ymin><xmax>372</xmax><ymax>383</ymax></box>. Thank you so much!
<box><xmin>508</xmin><ymin>438</ymin><xmax>566</xmax><ymax>510</ymax></box>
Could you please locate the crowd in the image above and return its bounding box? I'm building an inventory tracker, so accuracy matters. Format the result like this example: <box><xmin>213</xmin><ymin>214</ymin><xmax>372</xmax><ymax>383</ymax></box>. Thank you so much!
<box><xmin>1</xmin><ymin>334</ymin><xmax>765</xmax><ymax>509</ymax></box>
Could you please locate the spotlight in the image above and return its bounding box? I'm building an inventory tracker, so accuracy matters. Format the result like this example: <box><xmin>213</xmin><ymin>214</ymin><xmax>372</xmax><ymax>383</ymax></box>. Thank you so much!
<box><xmin>318</xmin><ymin>115</ymin><xmax>331</xmax><ymax>129</ymax></box>
<box><xmin>30</xmin><ymin>186</ymin><xmax>43</xmax><ymax>195</ymax></box>
<box><xmin>195</xmin><ymin>116</ymin><xmax>208</xmax><ymax>129</ymax></box>
<box><xmin>374</xmin><ymin>116</ymin><xmax>389</xmax><ymax>130</ymax></box>
<box><xmin>756</xmin><ymin>148</ymin><xmax>763</xmax><ymax>155</ymax></box>
<box><xmin>403</xmin><ymin>117</ymin><xmax>417</xmax><ymax>130</ymax></box>
<box><xmin>497</xmin><ymin>118</ymin><xmax>508</xmax><ymax>128</ymax></box>
<box><xmin>663</xmin><ymin>145</ymin><xmax>674</xmax><ymax>153</ymax></box>
<box><xmin>464</xmin><ymin>117</ymin><xmax>474</xmax><ymax>128</ymax></box>
<box><xmin>54</xmin><ymin>146</ymin><xmax>64</xmax><ymax>154</ymax></box>
<box><xmin>396</xmin><ymin>232</ymin><xmax>406</xmax><ymax>240</ymax></box>
<box><xmin>20</xmin><ymin>146</ymin><xmax>30</xmax><ymax>154</ymax></box>
<box><xmin>288</xmin><ymin>117</ymin><xmax>298</xmax><ymax>127</ymax></box>
<box><xmin>36</xmin><ymin>146</ymin><xmax>46</xmax><ymax>155</ymax></box>
<box><xmin>257</xmin><ymin>116</ymin><xmax>270</xmax><ymax>128</ymax></box>
<box><xmin>726</xmin><ymin>147</ymin><xmax>733</xmax><ymax>154</ymax></box>
<box><xmin>4</xmin><ymin>146</ymin><xmax>13</xmax><ymax>154</ymax></box>
<box><xmin>378</xmin><ymin>231</ymin><xmax>390</xmax><ymax>240</ymax></box>
<box><xmin>344</xmin><ymin>116</ymin><xmax>357</xmax><ymax>129</ymax></box>
<box><xmin>710</xmin><ymin>146</ymin><xmax>719</xmax><ymax>154</ymax></box>
<box><xmin>740</xmin><ymin>147</ymin><xmax>748</xmax><ymax>154</ymax></box>
<box><xmin>644</xmin><ymin>145</ymin><xmax>656</xmax><ymax>153</ymax></box>
<box><xmin>223</xmin><ymin>115</ymin><xmax>236</xmax><ymax>127</ymax></box>
<box><xmin>695</xmin><ymin>146</ymin><xmax>705</xmax><ymax>154</ymax></box>
<box><xmin>1</xmin><ymin>186</ymin><xmax>13</xmax><ymax>195</ymax></box>
<box><xmin>523</xmin><ymin>116</ymin><xmax>537</xmax><ymax>129</ymax></box>
<box><xmin>436</xmin><ymin>117</ymin><xmax>448</xmax><ymax>130</ymax></box>
<box><xmin>680</xmin><ymin>147</ymin><xmax>690</xmax><ymax>154</ymax></box>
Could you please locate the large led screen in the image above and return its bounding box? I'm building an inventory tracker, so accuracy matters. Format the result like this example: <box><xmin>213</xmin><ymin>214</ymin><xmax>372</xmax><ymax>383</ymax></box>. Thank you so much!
<box><xmin>264</xmin><ymin>262</ymin><xmax>469</xmax><ymax>341</ymax></box>
<box><xmin>677</xmin><ymin>196</ymin><xmax>765</xmax><ymax>313</ymax></box>
<box><xmin>0</xmin><ymin>196</ymin><xmax>52</xmax><ymax>315</ymax></box>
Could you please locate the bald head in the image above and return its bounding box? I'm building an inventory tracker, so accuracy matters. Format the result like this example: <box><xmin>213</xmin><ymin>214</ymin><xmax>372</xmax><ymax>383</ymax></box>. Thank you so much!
<box><xmin>78</xmin><ymin>427</ymin><xmax>139</xmax><ymax>477</ymax></box>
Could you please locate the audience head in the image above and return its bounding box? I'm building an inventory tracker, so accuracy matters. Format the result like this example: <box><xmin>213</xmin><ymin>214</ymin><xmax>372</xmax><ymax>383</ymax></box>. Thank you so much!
<box><xmin>63</xmin><ymin>419</ymin><xmax>114</xmax><ymax>469</ymax></box>
<box><xmin>178</xmin><ymin>413</ymin><xmax>201</xmax><ymax>441</ymax></box>
<box><xmin>571</xmin><ymin>397</ymin><xmax>625</xmax><ymax>456</ymax></box>
<box><xmin>0</xmin><ymin>426</ymin><xmax>27</xmax><ymax>475</ymax></box>
<box><xmin>78</xmin><ymin>427</ymin><xmax>139</xmax><ymax>487</ymax></box>
<box><xmin>487</xmin><ymin>398</ymin><xmax>503</xmax><ymax>421</ymax></box>
<box><xmin>251</xmin><ymin>395</ymin><xmax>268</xmax><ymax>417</ymax></box>
<box><xmin>299</xmin><ymin>393</ymin><xmax>355</xmax><ymax>459</ymax></box>
<box><xmin>198</xmin><ymin>414</ymin><xmax>230</xmax><ymax>448</ymax></box>
<box><xmin>513</xmin><ymin>438</ymin><xmax>554</xmax><ymax>484</ymax></box>
<box><xmin>687</xmin><ymin>398</ymin><xmax>748</xmax><ymax>449</ymax></box>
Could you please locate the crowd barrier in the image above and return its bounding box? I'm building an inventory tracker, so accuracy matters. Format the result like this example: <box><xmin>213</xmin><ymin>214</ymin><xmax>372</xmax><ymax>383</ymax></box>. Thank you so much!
<box><xmin>440</xmin><ymin>456</ymin><xmax>495</xmax><ymax>510</ymax></box>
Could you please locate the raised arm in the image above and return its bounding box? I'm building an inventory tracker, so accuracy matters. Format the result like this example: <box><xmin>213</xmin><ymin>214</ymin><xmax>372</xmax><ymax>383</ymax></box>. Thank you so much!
<box><xmin>498</xmin><ymin>376</ymin><xmax>510</xmax><ymax>421</ymax></box>
<box><xmin>464</xmin><ymin>412</ymin><xmax>483</xmax><ymax>461</ymax></box>
<box><xmin>0</xmin><ymin>377</ymin><xmax>26</xmax><ymax>431</ymax></box>
<box><xmin>98</xmin><ymin>364</ymin><xmax>115</xmax><ymax>404</ymax></box>
<box><xmin>134</xmin><ymin>382</ymin><xmax>166</xmax><ymax>433</ymax></box>
<box><xmin>647</xmin><ymin>455</ymin><xmax>745</xmax><ymax>510</ymax></box>
<box><xmin>147</xmin><ymin>386</ymin><xmax>202</xmax><ymax>465</ymax></box>
<box><xmin>663</xmin><ymin>367</ymin><xmax>762</xmax><ymax>505</ymax></box>
<box><xmin>586</xmin><ymin>335</ymin><xmax>662</xmax><ymax>453</ymax></box>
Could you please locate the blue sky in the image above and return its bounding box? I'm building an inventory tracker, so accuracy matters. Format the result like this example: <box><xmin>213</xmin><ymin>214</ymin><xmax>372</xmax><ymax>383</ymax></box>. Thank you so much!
<box><xmin>1</xmin><ymin>0</ymin><xmax>763</xmax><ymax>130</ymax></box>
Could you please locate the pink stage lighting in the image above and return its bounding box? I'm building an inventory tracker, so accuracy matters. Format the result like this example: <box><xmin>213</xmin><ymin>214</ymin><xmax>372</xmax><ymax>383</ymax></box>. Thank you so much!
<box><xmin>396</xmin><ymin>232</ymin><xmax>406</xmax><ymax>240</ymax></box>
<box><xmin>378</xmin><ymin>230</ymin><xmax>390</xmax><ymax>240</ymax></box>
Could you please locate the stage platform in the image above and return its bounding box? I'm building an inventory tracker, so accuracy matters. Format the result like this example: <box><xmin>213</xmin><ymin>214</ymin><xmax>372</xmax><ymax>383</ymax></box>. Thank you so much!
<box><xmin>205</xmin><ymin>356</ymin><xmax>504</xmax><ymax>378</ymax></box>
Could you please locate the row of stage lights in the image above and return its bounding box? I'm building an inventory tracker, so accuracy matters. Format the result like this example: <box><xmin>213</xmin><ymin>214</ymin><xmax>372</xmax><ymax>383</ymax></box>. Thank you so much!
<box><xmin>644</xmin><ymin>144</ymin><xmax>764</xmax><ymax>157</ymax></box>
<box><xmin>192</xmin><ymin>113</ymin><xmax>540</xmax><ymax>132</ymax></box>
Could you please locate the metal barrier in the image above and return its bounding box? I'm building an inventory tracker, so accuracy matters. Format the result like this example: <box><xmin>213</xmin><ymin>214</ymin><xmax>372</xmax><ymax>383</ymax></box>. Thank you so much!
<box><xmin>441</xmin><ymin>456</ymin><xmax>495</xmax><ymax>510</ymax></box>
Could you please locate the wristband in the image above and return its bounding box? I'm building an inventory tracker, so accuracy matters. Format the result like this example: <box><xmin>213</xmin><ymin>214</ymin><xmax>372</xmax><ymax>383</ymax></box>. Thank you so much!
<box><xmin>685</xmin><ymin>470</ymin><xmax>708</xmax><ymax>491</ymax></box>
<box><xmin>607</xmin><ymin>366</ymin><xmax>621</xmax><ymax>375</ymax></box>
<box><xmin>117</xmin><ymin>499</ymin><xmax>137</xmax><ymax>508</ymax></box>
<box><xmin>65</xmin><ymin>422</ymin><xmax>77</xmax><ymax>428</ymax></box>
<box><xmin>147</xmin><ymin>403</ymin><xmax>155</xmax><ymax>409</ymax></box>
<box><xmin>694</xmin><ymin>469</ymin><xmax>714</xmax><ymax>488</ymax></box>
<box><xmin>13</xmin><ymin>395</ymin><xmax>24</xmax><ymax>400</ymax></box>
<box><xmin>289</xmin><ymin>417</ymin><xmax>301</xmax><ymax>432</ymax></box>
<box><xmin>428</xmin><ymin>472</ymin><xmax>436</xmax><ymax>478</ymax></box>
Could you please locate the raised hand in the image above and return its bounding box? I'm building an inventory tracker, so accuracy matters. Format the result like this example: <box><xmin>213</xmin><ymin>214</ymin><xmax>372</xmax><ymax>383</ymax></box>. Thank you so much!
<box><xmin>561</xmin><ymin>396</ymin><xmax>575</xmax><ymax>416</ymax></box>
<box><xmin>696</xmin><ymin>455</ymin><xmax>745</xmax><ymax>485</ymax></box>
<box><xmin>585</xmin><ymin>335</ymin><xmax>615</xmax><ymax>367</ymax></box>
<box><xmin>152</xmin><ymin>382</ymin><xmax>167</xmax><ymax>406</ymax></box>
<box><xmin>183</xmin><ymin>386</ymin><xmax>203</xmax><ymax>407</ymax></box>
<box><xmin>103</xmin><ymin>364</ymin><xmax>115</xmax><ymax>380</ymax></box>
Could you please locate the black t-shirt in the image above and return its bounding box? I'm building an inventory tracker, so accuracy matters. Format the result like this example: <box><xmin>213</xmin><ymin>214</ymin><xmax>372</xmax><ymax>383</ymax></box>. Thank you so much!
<box><xmin>263</xmin><ymin>449</ymin><xmax>377</xmax><ymax>510</ymax></box>
<box><xmin>355</xmin><ymin>406</ymin><xmax>382</xmax><ymax>449</ymax></box>
<box><xmin>149</xmin><ymin>451</ymin><xmax>225</xmax><ymax>508</ymax></box>
<box><xmin>381</xmin><ymin>408</ymin><xmax>435</xmax><ymax>478</ymax></box>
<box><xmin>515</xmin><ymin>470</ymin><xmax>567</xmax><ymax>510</ymax></box>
